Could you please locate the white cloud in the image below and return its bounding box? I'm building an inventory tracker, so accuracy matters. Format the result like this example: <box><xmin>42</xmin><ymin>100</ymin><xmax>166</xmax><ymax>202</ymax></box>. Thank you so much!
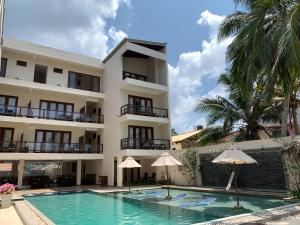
<box><xmin>5</xmin><ymin>0</ymin><xmax>130</xmax><ymax>59</ymax></box>
<box><xmin>108</xmin><ymin>26</ymin><xmax>128</xmax><ymax>47</ymax></box>
<box><xmin>169</xmin><ymin>11</ymin><xmax>233</xmax><ymax>133</ymax></box>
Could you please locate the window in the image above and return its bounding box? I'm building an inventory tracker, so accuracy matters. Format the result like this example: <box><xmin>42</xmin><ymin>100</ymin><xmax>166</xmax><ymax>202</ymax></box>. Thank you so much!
<box><xmin>68</xmin><ymin>71</ymin><xmax>100</xmax><ymax>92</ymax></box>
<box><xmin>0</xmin><ymin>58</ymin><xmax>7</xmax><ymax>77</ymax></box>
<box><xmin>0</xmin><ymin>95</ymin><xmax>18</xmax><ymax>115</ymax></box>
<box><xmin>0</xmin><ymin>127</ymin><xmax>14</xmax><ymax>148</ymax></box>
<box><xmin>53</xmin><ymin>67</ymin><xmax>63</xmax><ymax>74</ymax></box>
<box><xmin>16</xmin><ymin>60</ymin><xmax>27</xmax><ymax>67</ymax></box>
<box><xmin>34</xmin><ymin>64</ymin><xmax>48</xmax><ymax>84</ymax></box>
<box><xmin>39</xmin><ymin>100</ymin><xmax>73</xmax><ymax>120</ymax></box>
<box><xmin>34</xmin><ymin>130</ymin><xmax>71</xmax><ymax>152</ymax></box>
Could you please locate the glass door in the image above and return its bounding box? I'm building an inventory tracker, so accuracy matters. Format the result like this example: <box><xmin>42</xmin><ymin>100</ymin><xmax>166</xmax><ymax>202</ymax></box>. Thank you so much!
<box><xmin>35</xmin><ymin>131</ymin><xmax>43</xmax><ymax>152</ymax></box>
<box><xmin>57</xmin><ymin>103</ymin><xmax>65</xmax><ymax>120</ymax></box>
<box><xmin>45</xmin><ymin>131</ymin><xmax>53</xmax><ymax>152</ymax></box>
<box><xmin>49</xmin><ymin>103</ymin><xmax>57</xmax><ymax>119</ymax></box>
<box><xmin>0</xmin><ymin>128</ymin><xmax>14</xmax><ymax>150</ymax></box>
<box><xmin>7</xmin><ymin>97</ymin><xmax>17</xmax><ymax>115</ymax></box>
<box><xmin>128</xmin><ymin>126</ymin><xmax>154</xmax><ymax>149</ymax></box>
<box><xmin>0</xmin><ymin>96</ymin><xmax>5</xmax><ymax>114</ymax></box>
<box><xmin>40</xmin><ymin>101</ymin><xmax>48</xmax><ymax>118</ymax></box>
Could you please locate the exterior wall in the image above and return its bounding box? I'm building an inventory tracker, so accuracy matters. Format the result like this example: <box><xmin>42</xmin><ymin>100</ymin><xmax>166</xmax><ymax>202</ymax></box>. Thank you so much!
<box><xmin>102</xmin><ymin>45</ymin><xmax>123</xmax><ymax>186</ymax></box>
<box><xmin>0</xmin><ymin>36</ymin><xmax>170</xmax><ymax>188</ymax></box>
<box><xmin>2</xmin><ymin>49</ymin><xmax>102</xmax><ymax>87</ymax></box>
<box><xmin>102</xmin><ymin>42</ymin><xmax>170</xmax><ymax>186</ymax></box>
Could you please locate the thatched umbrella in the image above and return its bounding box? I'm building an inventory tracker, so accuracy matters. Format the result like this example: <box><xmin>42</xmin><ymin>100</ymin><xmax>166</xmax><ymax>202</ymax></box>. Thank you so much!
<box><xmin>151</xmin><ymin>152</ymin><xmax>182</xmax><ymax>199</ymax></box>
<box><xmin>212</xmin><ymin>145</ymin><xmax>258</xmax><ymax>208</ymax></box>
<box><xmin>118</xmin><ymin>156</ymin><xmax>141</xmax><ymax>191</ymax></box>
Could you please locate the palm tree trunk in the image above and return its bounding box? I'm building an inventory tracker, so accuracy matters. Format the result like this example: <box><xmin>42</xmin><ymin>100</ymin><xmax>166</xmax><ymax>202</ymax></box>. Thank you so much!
<box><xmin>291</xmin><ymin>107</ymin><xmax>299</xmax><ymax>136</ymax></box>
<box><xmin>281</xmin><ymin>93</ymin><xmax>291</xmax><ymax>137</ymax></box>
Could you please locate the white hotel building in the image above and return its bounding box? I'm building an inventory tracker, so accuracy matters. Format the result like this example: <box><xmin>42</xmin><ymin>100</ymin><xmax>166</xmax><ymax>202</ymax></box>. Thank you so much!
<box><xmin>0</xmin><ymin>2</ymin><xmax>171</xmax><ymax>188</ymax></box>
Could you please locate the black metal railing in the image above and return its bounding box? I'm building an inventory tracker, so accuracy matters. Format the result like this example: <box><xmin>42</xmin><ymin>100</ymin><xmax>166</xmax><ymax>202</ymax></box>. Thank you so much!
<box><xmin>0</xmin><ymin>105</ymin><xmax>104</xmax><ymax>124</ymax></box>
<box><xmin>0</xmin><ymin>141</ymin><xmax>103</xmax><ymax>153</ymax></box>
<box><xmin>120</xmin><ymin>138</ymin><xmax>170</xmax><ymax>150</ymax></box>
<box><xmin>123</xmin><ymin>71</ymin><xmax>147</xmax><ymax>81</ymax></box>
<box><xmin>120</xmin><ymin>104</ymin><xmax>168</xmax><ymax>118</ymax></box>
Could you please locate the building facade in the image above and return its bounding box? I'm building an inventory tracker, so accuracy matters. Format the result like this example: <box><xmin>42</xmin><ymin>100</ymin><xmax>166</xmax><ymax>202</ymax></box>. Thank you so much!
<box><xmin>0</xmin><ymin>4</ymin><xmax>170</xmax><ymax>188</ymax></box>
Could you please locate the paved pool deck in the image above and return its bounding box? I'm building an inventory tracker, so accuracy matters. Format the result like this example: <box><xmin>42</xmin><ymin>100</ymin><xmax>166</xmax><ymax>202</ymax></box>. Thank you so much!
<box><xmin>0</xmin><ymin>206</ymin><xmax>23</xmax><ymax>225</ymax></box>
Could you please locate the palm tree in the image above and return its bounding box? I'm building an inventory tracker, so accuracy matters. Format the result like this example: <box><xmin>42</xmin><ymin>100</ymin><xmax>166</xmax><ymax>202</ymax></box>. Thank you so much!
<box><xmin>218</xmin><ymin>0</ymin><xmax>300</xmax><ymax>137</ymax></box>
<box><xmin>195</xmin><ymin>72</ymin><xmax>282</xmax><ymax>146</ymax></box>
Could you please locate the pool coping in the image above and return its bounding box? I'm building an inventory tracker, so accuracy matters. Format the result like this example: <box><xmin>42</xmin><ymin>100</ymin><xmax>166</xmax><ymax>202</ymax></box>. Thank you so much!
<box><xmin>15</xmin><ymin>200</ymin><xmax>55</xmax><ymax>225</ymax></box>
<box><xmin>193</xmin><ymin>202</ymin><xmax>300</xmax><ymax>225</ymax></box>
<box><xmin>168</xmin><ymin>185</ymin><xmax>288</xmax><ymax>199</ymax></box>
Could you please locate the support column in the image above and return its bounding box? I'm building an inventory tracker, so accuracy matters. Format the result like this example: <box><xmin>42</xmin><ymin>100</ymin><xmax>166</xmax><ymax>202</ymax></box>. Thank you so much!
<box><xmin>117</xmin><ymin>156</ymin><xmax>123</xmax><ymax>187</ymax></box>
<box><xmin>76</xmin><ymin>160</ymin><xmax>82</xmax><ymax>186</ymax></box>
<box><xmin>17</xmin><ymin>160</ymin><xmax>24</xmax><ymax>189</ymax></box>
<box><xmin>12</xmin><ymin>161</ymin><xmax>19</xmax><ymax>177</ymax></box>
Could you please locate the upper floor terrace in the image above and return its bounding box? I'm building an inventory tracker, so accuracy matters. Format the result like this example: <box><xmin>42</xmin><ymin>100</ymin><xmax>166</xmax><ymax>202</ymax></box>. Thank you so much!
<box><xmin>0</xmin><ymin>38</ymin><xmax>105</xmax><ymax>100</ymax></box>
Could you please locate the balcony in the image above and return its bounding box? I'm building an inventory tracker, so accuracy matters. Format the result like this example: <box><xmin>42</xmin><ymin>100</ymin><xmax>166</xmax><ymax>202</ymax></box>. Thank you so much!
<box><xmin>0</xmin><ymin>105</ymin><xmax>104</xmax><ymax>124</ymax></box>
<box><xmin>120</xmin><ymin>104</ymin><xmax>168</xmax><ymax>118</ymax></box>
<box><xmin>121</xmin><ymin>71</ymin><xmax>168</xmax><ymax>95</ymax></box>
<box><xmin>0</xmin><ymin>141</ymin><xmax>103</xmax><ymax>154</ymax></box>
<box><xmin>120</xmin><ymin>138</ymin><xmax>170</xmax><ymax>150</ymax></box>
<box><xmin>0</xmin><ymin>77</ymin><xmax>105</xmax><ymax>100</ymax></box>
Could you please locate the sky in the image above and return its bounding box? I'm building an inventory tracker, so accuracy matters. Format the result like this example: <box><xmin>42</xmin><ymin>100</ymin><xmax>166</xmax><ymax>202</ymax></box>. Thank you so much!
<box><xmin>4</xmin><ymin>0</ymin><xmax>236</xmax><ymax>133</ymax></box>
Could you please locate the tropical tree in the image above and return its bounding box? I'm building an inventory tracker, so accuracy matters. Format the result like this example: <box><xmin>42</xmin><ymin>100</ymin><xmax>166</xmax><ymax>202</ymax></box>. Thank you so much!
<box><xmin>218</xmin><ymin>0</ymin><xmax>300</xmax><ymax>137</ymax></box>
<box><xmin>171</xmin><ymin>128</ymin><xmax>178</xmax><ymax>136</ymax></box>
<box><xmin>195</xmin><ymin>72</ymin><xmax>282</xmax><ymax>146</ymax></box>
<box><xmin>180</xmin><ymin>149</ymin><xmax>198</xmax><ymax>185</ymax></box>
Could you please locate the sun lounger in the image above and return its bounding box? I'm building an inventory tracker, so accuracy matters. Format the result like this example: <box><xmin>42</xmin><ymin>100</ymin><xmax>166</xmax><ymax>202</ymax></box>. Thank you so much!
<box><xmin>173</xmin><ymin>193</ymin><xmax>186</xmax><ymax>200</ymax></box>
<box><xmin>134</xmin><ymin>191</ymin><xmax>163</xmax><ymax>199</ymax></box>
<box><xmin>179</xmin><ymin>197</ymin><xmax>217</xmax><ymax>208</ymax></box>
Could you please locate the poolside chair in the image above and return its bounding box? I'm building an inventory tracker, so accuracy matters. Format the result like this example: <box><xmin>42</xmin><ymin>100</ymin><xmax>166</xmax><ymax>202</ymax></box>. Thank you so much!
<box><xmin>136</xmin><ymin>191</ymin><xmax>163</xmax><ymax>199</ymax></box>
<box><xmin>179</xmin><ymin>197</ymin><xmax>217</xmax><ymax>208</ymax></box>
<box><xmin>173</xmin><ymin>193</ymin><xmax>186</xmax><ymax>200</ymax></box>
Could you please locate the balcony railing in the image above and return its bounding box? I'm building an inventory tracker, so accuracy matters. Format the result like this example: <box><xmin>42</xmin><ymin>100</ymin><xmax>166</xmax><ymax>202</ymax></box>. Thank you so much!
<box><xmin>0</xmin><ymin>105</ymin><xmax>104</xmax><ymax>124</ymax></box>
<box><xmin>123</xmin><ymin>71</ymin><xmax>147</xmax><ymax>81</ymax></box>
<box><xmin>120</xmin><ymin>138</ymin><xmax>170</xmax><ymax>150</ymax></box>
<box><xmin>120</xmin><ymin>104</ymin><xmax>168</xmax><ymax>118</ymax></box>
<box><xmin>0</xmin><ymin>141</ymin><xmax>103</xmax><ymax>153</ymax></box>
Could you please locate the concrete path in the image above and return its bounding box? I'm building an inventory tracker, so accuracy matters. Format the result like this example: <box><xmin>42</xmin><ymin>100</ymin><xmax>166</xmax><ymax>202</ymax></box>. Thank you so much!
<box><xmin>266</xmin><ymin>213</ymin><xmax>300</xmax><ymax>225</ymax></box>
<box><xmin>0</xmin><ymin>206</ymin><xmax>23</xmax><ymax>225</ymax></box>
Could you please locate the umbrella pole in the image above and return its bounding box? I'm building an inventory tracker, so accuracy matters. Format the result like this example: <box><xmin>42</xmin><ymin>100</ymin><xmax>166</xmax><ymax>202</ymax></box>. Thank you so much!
<box><xmin>166</xmin><ymin>165</ymin><xmax>170</xmax><ymax>198</ymax></box>
<box><xmin>234</xmin><ymin>164</ymin><xmax>240</xmax><ymax>208</ymax></box>
<box><xmin>128</xmin><ymin>168</ymin><xmax>131</xmax><ymax>192</ymax></box>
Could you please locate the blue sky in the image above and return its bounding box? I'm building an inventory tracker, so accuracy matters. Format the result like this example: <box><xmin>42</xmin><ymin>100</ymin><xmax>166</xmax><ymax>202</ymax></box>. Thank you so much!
<box><xmin>5</xmin><ymin>0</ymin><xmax>236</xmax><ymax>133</ymax></box>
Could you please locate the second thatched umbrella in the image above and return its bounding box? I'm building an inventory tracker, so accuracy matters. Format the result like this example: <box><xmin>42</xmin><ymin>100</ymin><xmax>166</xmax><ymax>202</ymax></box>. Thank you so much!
<box><xmin>212</xmin><ymin>145</ymin><xmax>258</xmax><ymax>208</ymax></box>
<box><xmin>118</xmin><ymin>156</ymin><xmax>141</xmax><ymax>191</ymax></box>
<box><xmin>151</xmin><ymin>152</ymin><xmax>182</xmax><ymax>199</ymax></box>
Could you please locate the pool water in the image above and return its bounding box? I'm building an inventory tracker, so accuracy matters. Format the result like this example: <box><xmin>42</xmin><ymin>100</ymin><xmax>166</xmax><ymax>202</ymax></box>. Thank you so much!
<box><xmin>25</xmin><ymin>189</ymin><xmax>288</xmax><ymax>225</ymax></box>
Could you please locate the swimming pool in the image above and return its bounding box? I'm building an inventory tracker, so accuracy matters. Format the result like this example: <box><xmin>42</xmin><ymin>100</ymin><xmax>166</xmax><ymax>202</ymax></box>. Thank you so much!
<box><xmin>25</xmin><ymin>188</ymin><xmax>289</xmax><ymax>225</ymax></box>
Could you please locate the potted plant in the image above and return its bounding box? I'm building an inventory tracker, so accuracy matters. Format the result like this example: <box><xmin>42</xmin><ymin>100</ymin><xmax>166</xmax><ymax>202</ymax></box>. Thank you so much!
<box><xmin>0</xmin><ymin>183</ymin><xmax>16</xmax><ymax>208</ymax></box>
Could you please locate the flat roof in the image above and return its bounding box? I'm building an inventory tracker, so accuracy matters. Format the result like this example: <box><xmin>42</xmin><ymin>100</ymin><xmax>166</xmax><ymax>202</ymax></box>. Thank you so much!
<box><xmin>102</xmin><ymin>38</ymin><xmax>167</xmax><ymax>63</ymax></box>
<box><xmin>3</xmin><ymin>37</ymin><xmax>104</xmax><ymax>69</ymax></box>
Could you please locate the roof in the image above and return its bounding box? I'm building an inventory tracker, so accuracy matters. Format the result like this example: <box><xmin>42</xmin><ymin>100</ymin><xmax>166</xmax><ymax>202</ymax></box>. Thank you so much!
<box><xmin>3</xmin><ymin>37</ymin><xmax>104</xmax><ymax>69</ymax></box>
<box><xmin>102</xmin><ymin>38</ymin><xmax>167</xmax><ymax>63</ymax></box>
<box><xmin>172</xmin><ymin>130</ymin><xmax>202</xmax><ymax>143</ymax></box>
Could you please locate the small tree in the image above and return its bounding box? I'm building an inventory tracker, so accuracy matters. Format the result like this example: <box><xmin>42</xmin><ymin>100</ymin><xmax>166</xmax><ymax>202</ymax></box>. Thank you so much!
<box><xmin>171</xmin><ymin>128</ymin><xmax>178</xmax><ymax>136</ymax></box>
<box><xmin>180</xmin><ymin>149</ymin><xmax>198</xmax><ymax>186</ymax></box>
<box><xmin>281</xmin><ymin>142</ymin><xmax>300</xmax><ymax>199</ymax></box>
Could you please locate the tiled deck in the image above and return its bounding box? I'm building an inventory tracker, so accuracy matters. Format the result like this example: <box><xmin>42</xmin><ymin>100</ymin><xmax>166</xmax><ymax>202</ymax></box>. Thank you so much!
<box><xmin>0</xmin><ymin>206</ymin><xmax>23</xmax><ymax>225</ymax></box>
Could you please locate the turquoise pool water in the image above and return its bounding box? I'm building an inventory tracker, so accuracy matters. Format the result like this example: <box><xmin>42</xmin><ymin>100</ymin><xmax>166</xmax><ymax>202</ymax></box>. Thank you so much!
<box><xmin>25</xmin><ymin>189</ymin><xmax>289</xmax><ymax>225</ymax></box>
